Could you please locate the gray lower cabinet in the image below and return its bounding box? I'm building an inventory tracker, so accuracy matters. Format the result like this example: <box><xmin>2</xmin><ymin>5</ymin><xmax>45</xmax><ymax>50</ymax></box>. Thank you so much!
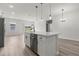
<box><xmin>30</xmin><ymin>34</ymin><xmax>38</xmax><ymax>53</ymax></box>
<box><xmin>24</xmin><ymin>33</ymin><xmax>30</xmax><ymax>47</ymax></box>
<box><xmin>38</xmin><ymin>35</ymin><xmax>47</xmax><ymax>56</ymax></box>
<box><xmin>37</xmin><ymin>35</ymin><xmax>57</xmax><ymax>56</ymax></box>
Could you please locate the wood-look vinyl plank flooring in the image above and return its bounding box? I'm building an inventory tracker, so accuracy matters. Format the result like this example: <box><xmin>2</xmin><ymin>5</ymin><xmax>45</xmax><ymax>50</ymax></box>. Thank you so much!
<box><xmin>0</xmin><ymin>35</ymin><xmax>79</xmax><ymax>56</ymax></box>
<box><xmin>0</xmin><ymin>35</ymin><xmax>36</xmax><ymax>56</ymax></box>
<box><xmin>58</xmin><ymin>39</ymin><xmax>79</xmax><ymax>56</ymax></box>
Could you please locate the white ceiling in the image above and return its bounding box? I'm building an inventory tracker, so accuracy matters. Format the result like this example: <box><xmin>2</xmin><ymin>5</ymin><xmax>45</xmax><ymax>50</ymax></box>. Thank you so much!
<box><xmin>0</xmin><ymin>3</ymin><xmax>79</xmax><ymax>21</ymax></box>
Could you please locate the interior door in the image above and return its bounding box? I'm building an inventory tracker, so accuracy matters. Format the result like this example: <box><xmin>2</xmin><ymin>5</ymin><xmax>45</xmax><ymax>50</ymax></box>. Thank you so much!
<box><xmin>0</xmin><ymin>18</ymin><xmax>4</xmax><ymax>47</ymax></box>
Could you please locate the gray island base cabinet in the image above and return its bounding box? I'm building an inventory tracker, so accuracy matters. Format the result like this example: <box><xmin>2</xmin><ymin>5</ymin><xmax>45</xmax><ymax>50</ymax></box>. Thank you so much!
<box><xmin>38</xmin><ymin>35</ymin><xmax>57</xmax><ymax>56</ymax></box>
<box><xmin>24</xmin><ymin>32</ymin><xmax>58</xmax><ymax>56</ymax></box>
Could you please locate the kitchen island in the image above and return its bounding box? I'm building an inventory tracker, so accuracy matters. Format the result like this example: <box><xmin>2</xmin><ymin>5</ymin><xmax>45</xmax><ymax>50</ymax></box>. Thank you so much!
<box><xmin>24</xmin><ymin>31</ymin><xmax>58</xmax><ymax>56</ymax></box>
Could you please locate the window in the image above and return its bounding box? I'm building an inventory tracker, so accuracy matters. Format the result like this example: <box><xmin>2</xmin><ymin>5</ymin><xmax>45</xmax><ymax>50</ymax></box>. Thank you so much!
<box><xmin>10</xmin><ymin>23</ymin><xmax>16</xmax><ymax>31</ymax></box>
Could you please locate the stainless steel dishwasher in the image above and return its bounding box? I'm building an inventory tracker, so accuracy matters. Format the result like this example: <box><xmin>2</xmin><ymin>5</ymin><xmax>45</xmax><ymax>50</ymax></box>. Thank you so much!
<box><xmin>30</xmin><ymin>33</ymin><xmax>38</xmax><ymax>53</ymax></box>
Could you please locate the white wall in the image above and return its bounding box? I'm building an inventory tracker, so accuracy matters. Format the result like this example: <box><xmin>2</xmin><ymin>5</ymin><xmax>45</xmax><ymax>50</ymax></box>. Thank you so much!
<box><xmin>58</xmin><ymin>9</ymin><xmax>79</xmax><ymax>41</ymax></box>
<box><xmin>5</xmin><ymin>18</ymin><xmax>24</xmax><ymax>36</ymax></box>
<box><xmin>50</xmin><ymin>7</ymin><xmax>79</xmax><ymax>41</ymax></box>
<box><xmin>4</xmin><ymin>17</ymin><xmax>35</xmax><ymax>36</ymax></box>
<box><xmin>34</xmin><ymin>20</ymin><xmax>46</xmax><ymax>32</ymax></box>
<box><xmin>23</xmin><ymin>20</ymin><xmax>34</xmax><ymax>26</ymax></box>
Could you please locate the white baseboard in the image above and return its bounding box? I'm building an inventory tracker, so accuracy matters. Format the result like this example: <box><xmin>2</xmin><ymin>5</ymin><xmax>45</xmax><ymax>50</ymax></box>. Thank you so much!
<box><xmin>59</xmin><ymin>37</ymin><xmax>79</xmax><ymax>41</ymax></box>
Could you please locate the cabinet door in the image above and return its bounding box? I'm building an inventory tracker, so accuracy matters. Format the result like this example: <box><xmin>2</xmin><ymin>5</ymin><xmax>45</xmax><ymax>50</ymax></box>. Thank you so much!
<box><xmin>46</xmin><ymin>35</ymin><xmax>57</xmax><ymax>56</ymax></box>
<box><xmin>25</xmin><ymin>33</ymin><xmax>30</xmax><ymax>47</ymax></box>
<box><xmin>38</xmin><ymin>35</ymin><xmax>47</xmax><ymax>56</ymax></box>
<box><xmin>38</xmin><ymin>35</ymin><xmax>57</xmax><ymax>56</ymax></box>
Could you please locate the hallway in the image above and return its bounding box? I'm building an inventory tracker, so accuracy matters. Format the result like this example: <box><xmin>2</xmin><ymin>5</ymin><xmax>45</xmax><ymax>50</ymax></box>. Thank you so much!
<box><xmin>0</xmin><ymin>35</ymin><xmax>36</xmax><ymax>56</ymax></box>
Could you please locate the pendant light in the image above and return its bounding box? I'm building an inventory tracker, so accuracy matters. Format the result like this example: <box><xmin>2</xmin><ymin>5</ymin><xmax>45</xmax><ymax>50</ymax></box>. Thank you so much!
<box><xmin>49</xmin><ymin>4</ymin><xmax>52</xmax><ymax>20</ymax></box>
<box><xmin>60</xmin><ymin>8</ymin><xmax>66</xmax><ymax>22</ymax></box>
<box><xmin>40</xmin><ymin>3</ymin><xmax>43</xmax><ymax>20</ymax></box>
<box><xmin>35</xmin><ymin>6</ymin><xmax>38</xmax><ymax>20</ymax></box>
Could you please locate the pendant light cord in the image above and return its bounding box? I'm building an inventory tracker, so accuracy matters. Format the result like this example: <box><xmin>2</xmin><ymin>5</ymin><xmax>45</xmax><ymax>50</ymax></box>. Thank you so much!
<box><xmin>35</xmin><ymin>6</ymin><xmax>38</xmax><ymax>20</ymax></box>
<box><xmin>40</xmin><ymin>3</ymin><xmax>43</xmax><ymax>20</ymax></box>
<box><xmin>62</xmin><ymin>8</ymin><xmax>64</xmax><ymax>19</ymax></box>
<box><xmin>49</xmin><ymin>3</ymin><xmax>52</xmax><ymax>20</ymax></box>
<box><xmin>49</xmin><ymin>4</ymin><xmax>52</xmax><ymax>16</ymax></box>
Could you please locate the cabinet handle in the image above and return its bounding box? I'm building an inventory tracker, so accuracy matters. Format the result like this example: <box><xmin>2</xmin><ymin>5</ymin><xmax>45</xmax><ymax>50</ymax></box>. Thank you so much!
<box><xmin>39</xmin><ymin>37</ymin><xmax>42</xmax><ymax>39</ymax></box>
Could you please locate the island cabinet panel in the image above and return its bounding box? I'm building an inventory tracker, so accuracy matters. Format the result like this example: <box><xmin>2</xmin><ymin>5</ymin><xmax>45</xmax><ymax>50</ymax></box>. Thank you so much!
<box><xmin>37</xmin><ymin>35</ymin><xmax>57</xmax><ymax>56</ymax></box>
<box><xmin>24</xmin><ymin>33</ymin><xmax>30</xmax><ymax>47</ymax></box>
<box><xmin>37</xmin><ymin>35</ymin><xmax>47</xmax><ymax>56</ymax></box>
<box><xmin>46</xmin><ymin>35</ymin><xmax>57</xmax><ymax>56</ymax></box>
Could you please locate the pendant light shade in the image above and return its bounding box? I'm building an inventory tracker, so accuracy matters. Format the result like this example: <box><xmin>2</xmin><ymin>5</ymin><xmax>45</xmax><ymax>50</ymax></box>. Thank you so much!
<box><xmin>49</xmin><ymin>14</ymin><xmax>52</xmax><ymax>20</ymax></box>
<box><xmin>60</xmin><ymin>8</ymin><xmax>66</xmax><ymax>22</ymax></box>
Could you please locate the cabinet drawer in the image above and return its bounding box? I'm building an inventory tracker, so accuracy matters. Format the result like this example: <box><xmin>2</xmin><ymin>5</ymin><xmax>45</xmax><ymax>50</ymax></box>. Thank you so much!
<box><xmin>38</xmin><ymin>35</ymin><xmax>46</xmax><ymax>40</ymax></box>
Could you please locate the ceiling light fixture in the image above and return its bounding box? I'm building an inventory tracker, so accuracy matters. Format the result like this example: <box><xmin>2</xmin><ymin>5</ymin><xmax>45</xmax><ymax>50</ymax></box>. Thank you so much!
<box><xmin>9</xmin><ymin>5</ymin><xmax>14</xmax><ymax>8</ymax></box>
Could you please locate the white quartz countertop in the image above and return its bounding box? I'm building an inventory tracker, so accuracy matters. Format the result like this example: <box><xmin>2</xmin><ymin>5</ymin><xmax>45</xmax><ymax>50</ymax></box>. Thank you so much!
<box><xmin>25</xmin><ymin>31</ymin><xmax>59</xmax><ymax>36</ymax></box>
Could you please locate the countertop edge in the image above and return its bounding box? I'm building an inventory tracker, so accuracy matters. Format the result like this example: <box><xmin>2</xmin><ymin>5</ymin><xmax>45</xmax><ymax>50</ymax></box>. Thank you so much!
<box><xmin>25</xmin><ymin>31</ymin><xmax>59</xmax><ymax>36</ymax></box>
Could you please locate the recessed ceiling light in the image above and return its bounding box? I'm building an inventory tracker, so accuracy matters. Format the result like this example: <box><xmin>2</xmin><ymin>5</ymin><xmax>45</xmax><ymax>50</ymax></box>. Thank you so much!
<box><xmin>9</xmin><ymin>5</ymin><xmax>14</xmax><ymax>8</ymax></box>
<box><xmin>11</xmin><ymin>12</ymin><xmax>15</xmax><ymax>15</ymax></box>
